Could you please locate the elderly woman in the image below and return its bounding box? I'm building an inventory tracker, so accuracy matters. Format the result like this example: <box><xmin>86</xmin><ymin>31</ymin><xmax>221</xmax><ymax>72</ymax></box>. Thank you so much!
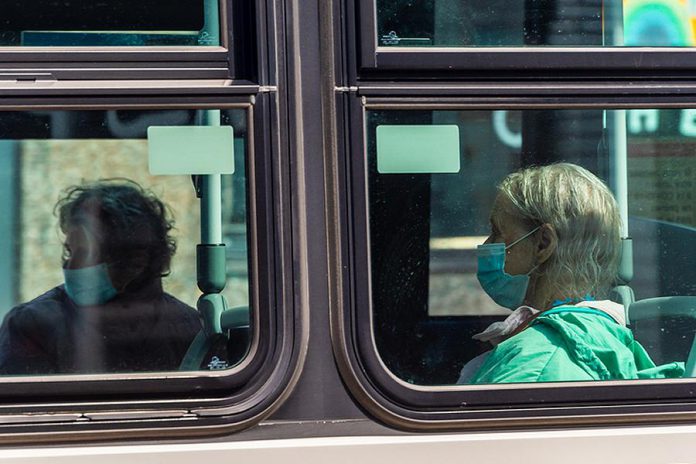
<box><xmin>459</xmin><ymin>163</ymin><xmax>683</xmax><ymax>384</ymax></box>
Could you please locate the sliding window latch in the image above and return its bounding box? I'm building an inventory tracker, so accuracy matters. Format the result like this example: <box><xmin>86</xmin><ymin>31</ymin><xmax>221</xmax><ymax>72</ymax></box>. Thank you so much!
<box><xmin>0</xmin><ymin>73</ymin><xmax>57</xmax><ymax>83</ymax></box>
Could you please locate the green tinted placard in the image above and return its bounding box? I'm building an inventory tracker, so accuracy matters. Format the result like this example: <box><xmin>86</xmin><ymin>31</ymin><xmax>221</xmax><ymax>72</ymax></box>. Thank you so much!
<box><xmin>376</xmin><ymin>125</ymin><xmax>461</xmax><ymax>174</ymax></box>
<box><xmin>147</xmin><ymin>126</ymin><xmax>235</xmax><ymax>175</ymax></box>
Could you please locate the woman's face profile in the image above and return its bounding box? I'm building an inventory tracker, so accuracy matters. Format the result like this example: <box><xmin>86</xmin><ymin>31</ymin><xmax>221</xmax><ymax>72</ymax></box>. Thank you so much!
<box><xmin>62</xmin><ymin>214</ymin><xmax>133</xmax><ymax>293</ymax></box>
<box><xmin>63</xmin><ymin>223</ymin><xmax>103</xmax><ymax>271</ymax></box>
<box><xmin>485</xmin><ymin>194</ymin><xmax>538</xmax><ymax>277</ymax></box>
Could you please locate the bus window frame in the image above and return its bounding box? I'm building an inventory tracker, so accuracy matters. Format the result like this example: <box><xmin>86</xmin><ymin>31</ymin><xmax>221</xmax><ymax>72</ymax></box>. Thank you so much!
<box><xmin>0</xmin><ymin>99</ymin><xmax>260</xmax><ymax>398</ymax></box>
<box><xmin>0</xmin><ymin>0</ymin><xmax>249</xmax><ymax>81</ymax></box>
<box><xmin>0</xmin><ymin>0</ymin><xmax>308</xmax><ymax>441</ymax></box>
<box><xmin>329</xmin><ymin>93</ymin><xmax>696</xmax><ymax>430</ymax></box>
<box><xmin>0</xmin><ymin>92</ymin><xmax>299</xmax><ymax>435</ymax></box>
<box><xmin>355</xmin><ymin>0</ymin><xmax>696</xmax><ymax>74</ymax></box>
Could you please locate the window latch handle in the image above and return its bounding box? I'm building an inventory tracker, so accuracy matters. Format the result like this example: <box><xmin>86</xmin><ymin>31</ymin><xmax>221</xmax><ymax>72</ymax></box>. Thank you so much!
<box><xmin>0</xmin><ymin>72</ymin><xmax>56</xmax><ymax>83</ymax></box>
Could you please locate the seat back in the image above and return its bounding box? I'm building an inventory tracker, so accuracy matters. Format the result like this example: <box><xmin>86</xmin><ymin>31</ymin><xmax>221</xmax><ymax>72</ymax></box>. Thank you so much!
<box><xmin>179</xmin><ymin>305</ymin><xmax>250</xmax><ymax>371</ymax></box>
<box><xmin>684</xmin><ymin>334</ymin><xmax>696</xmax><ymax>378</ymax></box>
<box><xmin>629</xmin><ymin>296</ymin><xmax>696</xmax><ymax>322</ymax></box>
<box><xmin>629</xmin><ymin>296</ymin><xmax>696</xmax><ymax>372</ymax></box>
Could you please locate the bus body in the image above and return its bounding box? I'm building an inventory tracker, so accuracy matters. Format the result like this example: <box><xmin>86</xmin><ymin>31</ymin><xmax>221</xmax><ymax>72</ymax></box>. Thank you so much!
<box><xmin>0</xmin><ymin>0</ymin><xmax>694</xmax><ymax>462</ymax></box>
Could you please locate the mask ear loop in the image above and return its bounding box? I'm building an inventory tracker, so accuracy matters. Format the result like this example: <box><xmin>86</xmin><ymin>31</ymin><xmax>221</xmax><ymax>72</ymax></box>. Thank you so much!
<box><xmin>505</xmin><ymin>225</ymin><xmax>541</xmax><ymax>251</ymax></box>
<box><xmin>507</xmin><ymin>225</ymin><xmax>543</xmax><ymax>278</ymax></box>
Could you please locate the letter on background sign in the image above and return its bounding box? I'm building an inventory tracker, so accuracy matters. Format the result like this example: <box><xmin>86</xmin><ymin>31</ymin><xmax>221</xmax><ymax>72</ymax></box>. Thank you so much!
<box><xmin>680</xmin><ymin>109</ymin><xmax>696</xmax><ymax>137</ymax></box>
<box><xmin>492</xmin><ymin>111</ymin><xmax>521</xmax><ymax>149</ymax></box>
<box><xmin>628</xmin><ymin>109</ymin><xmax>659</xmax><ymax>134</ymax></box>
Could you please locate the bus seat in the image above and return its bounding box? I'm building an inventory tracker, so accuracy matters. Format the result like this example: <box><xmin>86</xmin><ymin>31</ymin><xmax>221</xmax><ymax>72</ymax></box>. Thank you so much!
<box><xmin>609</xmin><ymin>237</ymin><xmax>635</xmax><ymax>320</ymax></box>
<box><xmin>179</xmin><ymin>305</ymin><xmax>250</xmax><ymax>371</ymax></box>
<box><xmin>684</xmin><ymin>334</ymin><xmax>696</xmax><ymax>378</ymax></box>
<box><xmin>629</xmin><ymin>217</ymin><xmax>696</xmax><ymax>300</ymax></box>
<box><xmin>629</xmin><ymin>296</ymin><xmax>696</xmax><ymax>322</ymax></box>
<box><xmin>220</xmin><ymin>305</ymin><xmax>250</xmax><ymax>331</ymax></box>
<box><xmin>612</xmin><ymin>218</ymin><xmax>696</xmax><ymax>322</ymax></box>
<box><xmin>629</xmin><ymin>296</ymin><xmax>696</xmax><ymax>368</ymax></box>
<box><xmin>610</xmin><ymin>285</ymin><xmax>635</xmax><ymax>319</ymax></box>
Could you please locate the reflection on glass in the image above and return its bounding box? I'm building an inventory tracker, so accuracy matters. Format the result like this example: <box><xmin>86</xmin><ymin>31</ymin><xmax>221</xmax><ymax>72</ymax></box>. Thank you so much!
<box><xmin>366</xmin><ymin>109</ymin><xmax>696</xmax><ymax>386</ymax></box>
<box><xmin>0</xmin><ymin>0</ymin><xmax>219</xmax><ymax>46</ymax></box>
<box><xmin>376</xmin><ymin>0</ymin><xmax>696</xmax><ymax>47</ymax></box>
<box><xmin>0</xmin><ymin>109</ymin><xmax>250</xmax><ymax>375</ymax></box>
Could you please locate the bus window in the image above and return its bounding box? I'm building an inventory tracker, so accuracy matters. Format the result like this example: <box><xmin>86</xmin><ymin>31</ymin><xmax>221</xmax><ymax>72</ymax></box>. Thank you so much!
<box><xmin>0</xmin><ymin>108</ymin><xmax>250</xmax><ymax>376</ymax></box>
<box><xmin>376</xmin><ymin>0</ymin><xmax>692</xmax><ymax>47</ymax></box>
<box><xmin>365</xmin><ymin>107</ymin><xmax>696</xmax><ymax>386</ymax></box>
<box><xmin>0</xmin><ymin>0</ymin><xmax>219</xmax><ymax>46</ymax></box>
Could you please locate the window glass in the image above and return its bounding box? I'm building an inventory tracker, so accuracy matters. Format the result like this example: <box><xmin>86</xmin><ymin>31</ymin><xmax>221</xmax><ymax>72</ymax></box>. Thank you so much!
<box><xmin>376</xmin><ymin>0</ymin><xmax>693</xmax><ymax>47</ymax></box>
<box><xmin>0</xmin><ymin>0</ymin><xmax>219</xmax><ymax>46</ymax></box>
<box><xmin>366</xmin><ymin>108</ymin><xmax>696</xmax><ymax>386</ymax></box>
<box><xmin>0</xmin><ymin>108</ymin><xmax>250</xmax><ymax>376</ymax></box>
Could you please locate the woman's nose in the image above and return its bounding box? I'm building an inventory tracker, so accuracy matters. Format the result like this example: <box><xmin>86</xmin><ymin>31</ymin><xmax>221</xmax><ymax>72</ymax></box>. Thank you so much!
<box><xmin>65</xmin><ymin>253</ymin><xmax>89</xmax><ymax>270</ymax></box>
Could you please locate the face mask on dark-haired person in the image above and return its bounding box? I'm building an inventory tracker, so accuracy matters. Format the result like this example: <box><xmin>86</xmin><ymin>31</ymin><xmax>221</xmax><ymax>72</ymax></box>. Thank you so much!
<box><xmin>63</xmin><ymin>263</ymin><xmax>117</xmax><ymax>307</ymax></box>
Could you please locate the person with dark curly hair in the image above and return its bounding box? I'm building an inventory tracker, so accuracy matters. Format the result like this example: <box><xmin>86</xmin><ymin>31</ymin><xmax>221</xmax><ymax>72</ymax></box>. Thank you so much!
<box><xmin>0</xmin><ymin>180</ymin><xmax>203</xmax><ymax>374</ymax></box>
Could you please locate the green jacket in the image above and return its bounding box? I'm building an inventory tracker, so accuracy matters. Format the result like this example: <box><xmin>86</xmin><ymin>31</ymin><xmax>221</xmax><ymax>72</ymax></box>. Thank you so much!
<box><xmin>471</xmin><ymin>306</ymin><xmax>684</xmax><ymax>384</ymax></box>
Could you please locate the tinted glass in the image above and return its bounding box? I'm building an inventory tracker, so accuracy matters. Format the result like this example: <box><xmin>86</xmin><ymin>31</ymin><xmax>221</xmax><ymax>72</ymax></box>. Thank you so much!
<box><xmin>376</xmin><ymin>0</ymin><xmax>694</xmax><ymax>47</ymax></box>
<box><xmin>0</xmin><ymin>0</ymin><xmax>219</xmax><ymax>46</ymax></box>
<box><xmin>366</xmin><ymin>108</ymin><xmax>696</xmax><ymax>385</ymax></box>
<box><xmin>0</xmin><ymin>108</ymin><xmax>250</xmax><ymax>376</ymax></box>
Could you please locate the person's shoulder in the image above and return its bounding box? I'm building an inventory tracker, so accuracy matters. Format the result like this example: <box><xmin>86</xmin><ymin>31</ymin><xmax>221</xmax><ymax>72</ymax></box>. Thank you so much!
<box><xmin>4</xmin><ymin>286</ymin><xmax>70</xmax><ymax>330</ymax></box>
<box><xmin>536</xmin><ymin>308</ymin><xmax>633</xmax><ymax>344</ymax></box>
<box><xmin>533</xmin><ymin>309</ymin><xmax>639</xmax><ymax>380</ymax></box>
<box><xmin>471</xmin><ymin>327</ymin><xmax>561</xmax><ymax>383</ymax></box>
<box><xmin>158</xmin><ymin>293</ymin><xmax>201</xmax><ymax>324</ymax></box>
<box><xmin>159</xmin><ymin>293</ymin><xmax>197</xmax><ymax>313</ymax></box>
<box><xmin>473</xmin><ymin>324</ymin><xmax>597</xmax><ymax>384</ymax></box>
<box><xmin>498</xmin><ymin>325</ymin><xmax>562</xmax><ymax>357</ymax></box>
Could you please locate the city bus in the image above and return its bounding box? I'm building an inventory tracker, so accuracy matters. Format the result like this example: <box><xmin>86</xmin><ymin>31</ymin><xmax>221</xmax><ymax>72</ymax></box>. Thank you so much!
<box><xmin>0</xmin><ymin>0</ymin><xmax>695</xmax><ymax>462</ymax></box>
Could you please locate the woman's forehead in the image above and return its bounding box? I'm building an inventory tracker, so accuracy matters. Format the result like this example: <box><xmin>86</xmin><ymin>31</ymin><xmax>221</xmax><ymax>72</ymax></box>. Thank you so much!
<box><xmin>491</xmin><ymin>195</ymin><xmax>527</xmax><ymax>229</ymax></box>
<box><xmin>490</xmin><ymin>195</ymin><xmax>513</xmax><ymax>219</ymax></box>
<box><xmin>64</xmin><ymin>219</ymin><xmax>106</xmax><ymax>245</ymax></box>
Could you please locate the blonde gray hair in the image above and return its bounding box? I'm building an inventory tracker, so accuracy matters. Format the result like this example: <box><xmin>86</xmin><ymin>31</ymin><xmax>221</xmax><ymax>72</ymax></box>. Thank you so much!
<box><xmin>498</xmin><ymin>163</ymin><xmax>621</xmax><ymax>299</ymax></box>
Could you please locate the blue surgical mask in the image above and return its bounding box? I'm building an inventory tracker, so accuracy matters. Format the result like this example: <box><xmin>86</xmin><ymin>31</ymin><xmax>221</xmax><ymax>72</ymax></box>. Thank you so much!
<box><xmin>63</xmin><ymin>263</ymin><xmax>117</xmax><ymax>307</ymax></box>
<box><xmin>476</xmin><ymin>226</ymin><xmax>540</xmax><ymax>309</ymax></box>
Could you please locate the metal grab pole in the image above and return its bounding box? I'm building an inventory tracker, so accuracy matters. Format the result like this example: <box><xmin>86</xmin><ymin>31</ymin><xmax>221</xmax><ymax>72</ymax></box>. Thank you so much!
<box><xmin>180</xmin><ymin>110</ymin><xmax>229</xmax><ymax>368</ymax></box>
<box><xmin>604</xmin><ymin>0</ymin><xmax>635</xmax><ymax>311</ymax></box>
<box><xmin>200</xmin><ymin>175</ymin><xmax>223</xmax><ymax>245</ymax></box>
<box><xmin>199</xmin><ymin>109</ymin><xmax>223</xmax><ymax>246</ymax></box>
<box><xmin>196</xmin><ymin>110</ymin><xmax>227</xmax><ymax>337</ymax></box>
<box><xmin>200</xmin><ymin>0</ymin><xmax>221</xmax><ymax>45</ymax></box>
<box><xmin>610</xmin><ymin>109</ymin><xmax>629</xmax><ymax>239</ymax></box>
<box><xmin>607</xmin><ymin>0</ymin><xmax>628</xmax><ymax>238</ymax></box>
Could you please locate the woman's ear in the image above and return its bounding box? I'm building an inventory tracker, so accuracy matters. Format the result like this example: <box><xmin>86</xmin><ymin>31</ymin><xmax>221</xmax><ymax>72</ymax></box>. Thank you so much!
<box><xmin>535</xmin><ymin>223</ymin><xmax>558</xmax><ymax>265</ymax></box>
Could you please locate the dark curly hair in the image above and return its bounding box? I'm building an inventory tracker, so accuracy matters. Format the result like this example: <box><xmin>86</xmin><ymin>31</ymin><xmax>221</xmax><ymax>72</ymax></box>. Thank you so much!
<box><xmin>55</xmin><ymin>179</ymin><xmax>177</xmax><ymax>289</ymax></box>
